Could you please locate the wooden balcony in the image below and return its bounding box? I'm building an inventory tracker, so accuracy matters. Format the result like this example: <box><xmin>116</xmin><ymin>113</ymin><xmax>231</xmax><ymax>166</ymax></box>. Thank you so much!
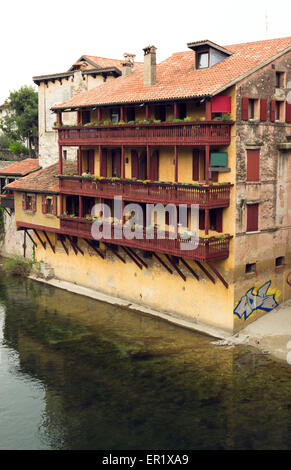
<box><xmin>59</xmin><ymin>177</ymin><xmax>232</xmax><ymax>209</ymax></box>
<box><xmin>59</xmin><ymin>217</ymin><xmax>232</xmax><ymax>262</ymax></box>
<box><xmin>57</xmin><ymin>121</ymin><xmax>232</xmax><ymax>146</ymax></box>
<box><xmin>0</xmin><ymin>195</ymin><xmax>14</xmax><ymax>210</ymax></box>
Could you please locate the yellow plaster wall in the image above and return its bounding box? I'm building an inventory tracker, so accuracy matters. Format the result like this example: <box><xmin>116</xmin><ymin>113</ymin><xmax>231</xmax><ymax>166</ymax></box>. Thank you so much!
<box><xmin>34</xmin><ymin>239</ymin><xmax>235</xmax><ymax>333</ymax></box>
<box><xmin>14</xmin><ymin>192</ymin><xmax>60</xmax><ymax>229</ymax></box>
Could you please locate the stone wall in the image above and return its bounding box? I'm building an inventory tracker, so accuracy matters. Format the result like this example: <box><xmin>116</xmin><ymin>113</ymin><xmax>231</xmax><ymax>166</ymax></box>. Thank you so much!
<box><xmin>0</xmin><ymin>211</ymin><xmax>33</xmax><ymax>259</ymax></box>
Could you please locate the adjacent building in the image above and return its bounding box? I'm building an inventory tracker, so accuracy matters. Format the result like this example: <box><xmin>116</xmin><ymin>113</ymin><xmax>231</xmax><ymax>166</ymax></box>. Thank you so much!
<box><xmin>6</xmin><ymin>36</ymin><xmax>291</xmax><ymax>333</ymax></box>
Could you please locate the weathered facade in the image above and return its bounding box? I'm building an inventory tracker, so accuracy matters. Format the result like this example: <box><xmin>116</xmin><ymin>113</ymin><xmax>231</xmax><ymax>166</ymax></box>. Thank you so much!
<box><xmin>6</xmin><ymin>37</ymin><xmax>291</xmax><ymax>334</ymax></box>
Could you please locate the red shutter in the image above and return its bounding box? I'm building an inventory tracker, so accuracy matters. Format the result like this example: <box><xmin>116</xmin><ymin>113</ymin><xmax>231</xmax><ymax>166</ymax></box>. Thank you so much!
<box><xmin>241</xmin><ymin>97</ymin><xmax>249</xmax><ymax>120</ymax></box>
<box><xmin>199</xmin><ymin>210</ymin><xmax>205</xmax><ymax>230</ymax></box>
<box><xmin>260</xmin><ymin>99</ymin><xmax>267</xmax><ymax>121</ymax></box>
<box><xmin>247</xmin><ymin>204</ymin><xmax>259</xmax><ymax>232</ymax></box>
<box><xmin>100</xmin><ymin>149</ymin><xmax>107</xmax><ymax>177</ymax></box>
<box><xmin>286</xmin><ymin>102</ymin><xmax>291</xmax><ymax>123</ymax></box>
<box><xmin>216</xmin><ymin>208</ymin><xmax>223</xmax><ymax>233</ymax></box>
<box><xmin>270</xmin><ymin>100</ymin><xmax>276</xmax><ymax>122</ymax></box>
<box><xmin>192</xmin><ymin>149</ymin><xmax>199</xmax><ymax>180</ymax></box>
<box><xmin>150</xmin><ymin>150</ymin><xmax>159</xmax><ymax>181</ymax></box>
<box><xmin>42</xmin><ymin>195</ymin><xmax>47</xmax><ymax>214</ymax></box>
<box><xmin>211</xmin><ymin>96</ymin><xmax>231</xmax><ymax>113</ymax></box>
<box><xmin>53</xmin><ymin>196</ymin><xmax>57</xmax><ymax>216</ymax></box>
<box><xmin>247</xmin><ymin>149</ymin><xmax>260</xmax><ymax>182</ymax></box>
<box><xmin>22</xmin><ymin>194</ymin><xmax>26</xmax><ymax>210</ymax></box>
<box><xmin>131</xmin><ymin>150</ymin><xmax>139</xmax><ymax>178</ymax></box>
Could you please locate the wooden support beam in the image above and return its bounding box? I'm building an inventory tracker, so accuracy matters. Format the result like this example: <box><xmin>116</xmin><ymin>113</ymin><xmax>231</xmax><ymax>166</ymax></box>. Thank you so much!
<box><xmin>126</xmin><ymin>247</ymin><xmax>148</xmax><ymax>268</ymax></box>
<box><xmin>121</xmin><ymin>246</ymin><xmax>143</xmax><ymax>270</ymax></box>
<box><xmin>33</xmin><ymin>229</ymin><xmax>46</xmax><ymax>249</ymax></box>
<box><xmin>43</xmin><ymin>231</ymin><xmax>55</xmax><ymax>253</ymax></box>
<box><xmin>205</xmin><ymin>209</ymin><xmax>209</xmax><ymax>235</ymax></box>
<box><xmin>180</xmin><ymin>258</ymin><xmax>199</xmax><ymax>281</ymax></box>
<box><xmin>59</xmin><ymin>144</ymin><xmax>63</xmax><ymax>175</ymax></box>
<box><xmin>58</xmin><ymin>236</ymin><xmax>69</xmax><ymax>255</ymax></box>
<box><xmin>71</xmin><ymin>237</ymin><xmax>84</xmax><ymax>255</ymax></box>
<box><xmin>66</xmin><ymin>235</ymin><xmax>78</xmax><ymax>255</ymax></box>
<box><xmin>205</xmin><ymin>144</ymin><xmax>210</xmax><ymax>184</ymax></box>
<box><xmin>105</xmin><ymin>243</ymin><xmax>125</xmax><ymax>263</ymax></box>
<box><xmin>207</xmin><ymin>261</ymin><xmax>229</xmax><ymax>289</ymax></box>
<box><xmin>194</xmin><ymin>260</ymin><xmax>215</xmax><ymax>284</ymax></box>
<box><xmin>152</xmin><ymin>253</ymin><xmax>173</xmax><ymax>274</ymax></box>
<box><xmin>83</xmin><ymin>238</ymin><xmax>105</xmax><ymax>259</ymax></box>
<box><xmin>166</xmin><ymin>255</ymin><xmax>186</xmax><ymax>282</ymax></box>
<box><xmin>121</xmin><ymin>145</ymin><xmax>125</xmax><ymax>179</ymax></box>
<box><xmin>25</xmin><ymin>229</ymin><xmax>37</xmax><ymax>247</ymax></box>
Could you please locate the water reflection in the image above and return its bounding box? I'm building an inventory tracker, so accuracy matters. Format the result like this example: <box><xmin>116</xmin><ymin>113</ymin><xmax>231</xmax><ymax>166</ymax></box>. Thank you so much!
<box><xmin>0</xmin><ymin>272</ymin><xmax>291</xmax><ymax>450</ymax></box>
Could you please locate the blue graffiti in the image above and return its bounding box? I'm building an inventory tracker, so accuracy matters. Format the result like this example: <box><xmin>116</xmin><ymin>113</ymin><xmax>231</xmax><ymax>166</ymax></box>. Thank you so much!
<box><xmin>234</xmin><ymin>280</ymin><xmax>279</xmax><ymax>320</ymax></box>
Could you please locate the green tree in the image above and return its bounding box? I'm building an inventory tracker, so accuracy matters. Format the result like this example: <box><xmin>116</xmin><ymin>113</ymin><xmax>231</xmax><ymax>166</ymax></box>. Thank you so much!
<box><xmin>0</xmin><ymin>86</ymin><xmax>38</xmax><ymax>156</ymax></box>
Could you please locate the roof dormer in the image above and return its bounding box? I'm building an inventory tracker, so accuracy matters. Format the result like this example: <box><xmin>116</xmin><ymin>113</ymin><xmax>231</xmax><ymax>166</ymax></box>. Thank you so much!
<box><xmin>187</xmin><ymin>40</ymin><xmax>232</xmax><ymax>70</ymax></box>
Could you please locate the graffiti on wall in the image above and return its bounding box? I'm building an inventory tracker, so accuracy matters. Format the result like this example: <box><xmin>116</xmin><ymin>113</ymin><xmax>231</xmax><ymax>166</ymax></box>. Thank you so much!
<box><xmin>234</xmin><ymin>280</ymin><xmax>281</xmax><ymax>321</ymax></box>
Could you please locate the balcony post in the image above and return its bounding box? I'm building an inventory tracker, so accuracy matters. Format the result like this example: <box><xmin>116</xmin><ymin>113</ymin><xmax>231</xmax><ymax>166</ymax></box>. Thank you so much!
<box><xmin>205</xmin><ymin>99</ymin><xmax>212</xmax><ymax>121</ymax></box>
<box><xmin>78</xmin><ymin>147</ymin><xmax>82</xmax><ymax>175</ymax></box>
<box><xmin>121</xmin><ymin>145</ymin><xmax>125</xmax><ymax>179</ymax></box>
<box><xmin>205</xmin><ymin>145</ymin><xmax>210</xmax><ymax>184</ymax></box>
<box><xmin>79</xmin><ymin>196</ymin><xmax>83</xmax><ymax>218</ymax></box>
<box><xmin>77</xmin><ymin>110</ymin><xmax>81</xmax><ymax>126</ymax></box>
<box><xmin>147</xmin><ymin>145</ymin><xmax>151</xmax><ymax>180</ymax></box>
<box><xmin>174</xmin><ymin>145</ymin><xmax>178</xmax><ymax>182</ymax></box>
<box><xmin>59</xmin><ymin>144</ymin><xmax>63</xmax><ymax>174</ymax></box>
<box><xmin>60</xmin><ymin>194</ymin><xmax>63</xmax><ymax>216</ymax></box>
<box><xmin>120</xmin><ymin>106</ymin><xmax>124</xmax><ymax>122</ymax></box>
<box><xmin>97</xmin><ymin>107</ymin><xmax>102</xmax><ymax>122</ymax></box>
<box><xmin>205</xmin><ymin>209</ymin><xmax>209</xmax><ymax>235</ymax></box>
<box><xmin>99</xmin><ymin>145</ymin><xmax>102</xmax><ymax>176</ymax></box>
<box><xmin>57</xmin><ymin>111</ymin><xmax>62</xmax><ymax>126</ymax></box>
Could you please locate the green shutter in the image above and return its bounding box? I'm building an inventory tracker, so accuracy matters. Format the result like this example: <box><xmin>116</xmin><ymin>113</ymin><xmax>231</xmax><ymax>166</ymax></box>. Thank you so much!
<box><xmin>210</xmin><ymin>152</ymin><xmax>227</xmax><ymax>167</ymax></box>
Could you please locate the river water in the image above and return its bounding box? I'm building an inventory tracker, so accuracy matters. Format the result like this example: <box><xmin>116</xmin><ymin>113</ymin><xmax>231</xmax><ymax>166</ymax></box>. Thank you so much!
<box><xmin>0</xmin><ymin>271</ymin><xmax>291</xmax><ymax>450</ymax></box>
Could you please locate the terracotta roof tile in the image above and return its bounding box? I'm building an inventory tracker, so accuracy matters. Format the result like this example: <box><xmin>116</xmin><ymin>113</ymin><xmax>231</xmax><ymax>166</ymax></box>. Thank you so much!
<box><xmin>52</xmin><ymin>36</ymin><xmax>291</xmax><ymax>109</ymax></box>
<box><xmin>0</xmin><ymin>158</ymin><xmax>40</xmax><ymax>176</ymax></box>
<box><xmin>5</xmin><ymin>161</ymin><xmax>77</xmax><ymax>194</ymax></box>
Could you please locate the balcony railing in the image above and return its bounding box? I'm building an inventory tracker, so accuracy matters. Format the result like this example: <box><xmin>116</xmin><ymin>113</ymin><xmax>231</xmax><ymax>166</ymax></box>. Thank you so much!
<box><xmin>59</xmin><ymin>177</ymin><xmax>232</xmax><ymax>209</ymax></box>
<box><xmin>59</xmin><ymin>216</ymin><xmax>232</xmax><ymax>262</ymax></box>
<box><xmin>57</xmin><ymin>121</ymin><xmax>232</xmax><ymax>146</ymax></box>
<box><xmin>0</xmin><ymin>194</ymin><xmax>14</xmax><ymax>210</ymax></box>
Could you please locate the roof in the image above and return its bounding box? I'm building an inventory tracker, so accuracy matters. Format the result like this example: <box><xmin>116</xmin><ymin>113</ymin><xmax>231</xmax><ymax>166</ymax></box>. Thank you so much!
<box><xmin>52</xmin><ymin>36</ymin><xmax>291</xmax><ymax>110</ymax></box>
<box><xmin>0</xmin><ymin>158</ymin><xmax>41</xmax><ymax>177</ymax></box>
<box><xmin>0</xmin><ymin>161</ymin><xmax>15</xmax><ymax>170</ymax></box>
<box><xmin>5</xmin><ymin>161</ymin><xmax>77</xmax><ymax>194</ymax></box>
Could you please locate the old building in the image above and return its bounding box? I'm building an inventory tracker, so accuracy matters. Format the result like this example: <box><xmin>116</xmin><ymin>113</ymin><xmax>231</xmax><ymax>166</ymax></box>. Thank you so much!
<box><xmin>6</xmin><ymin>36</ymin><xmax>291</xmax><ymax>333</ymax></box>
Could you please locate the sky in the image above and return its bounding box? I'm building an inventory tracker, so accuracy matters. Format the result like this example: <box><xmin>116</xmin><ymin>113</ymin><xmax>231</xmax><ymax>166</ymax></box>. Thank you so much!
<box><xmin>0</xmin><ymin>0</ymin><xmax>290</xmax><ymax>104</ymax></box>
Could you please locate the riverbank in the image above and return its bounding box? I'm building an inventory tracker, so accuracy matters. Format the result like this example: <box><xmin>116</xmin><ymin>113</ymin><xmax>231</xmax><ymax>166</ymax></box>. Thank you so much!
<box><xmin>28</xmin><ymin>274</ymin><xmax>291</xmax><ymax>365</ymax></box>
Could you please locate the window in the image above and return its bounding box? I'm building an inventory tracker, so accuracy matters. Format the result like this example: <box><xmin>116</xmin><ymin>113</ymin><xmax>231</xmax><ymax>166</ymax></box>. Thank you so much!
<box><xmin>275</xmin><ymin>72</ymin><xmax>285</xmax><ymax>89</ymax></box>
<box><xmin>126</xmin><ymin>107</ymin><xmax>135</xmax><ymax>122</ymax></box>
<box><xmin>46</xmin><ymin>198</ymin><xmax>53</xmax><ymax>214</ymax></box>
<box><xmin>110</xmin><ymin>108</ymin><xmax>120</xmax><ymax>123</ymax></box>
<box><xmin>275</xmin><ymin>101</ymin><xmax>283</xmax><ymax>121</ymax></box>
<box><xmin>63</xmin><ymin>150</ymin><xmax>67</xmax><ymax>161</ymax></box>
<box><xmin>42</xmin><ymin>195</ymin><xmax>57</xmax><ymax>215</ymax></box>
<box><xmin>197</xmin><ymin>52</ymin><xmax>209</xmax><ymax>69</ymax></box>
<box><xmin>154</xmin><ymin>105</ymin><xmax>166</xmax><ymax>122</ymax></box>
<box><xmin>248</xmin><ymin>99</ymin><xmax>259</xmax><ymax>120</ymax></box>
<box><xmin>275</xmin><ymin>256</ymin><xmax>285</xmax><ymax>267</ymax></box>
<box><xmin>179</xmin><ymin>103</ymin><xmax>187</xmax><ymax>119</ymax></box>
<box><xmin>247</xmin><ymin>149</ymin><xmax>260</xmax><ymax>182</ymax></box>
<box><xmin>245</xmin><ymin>263</ymin><xmax>256</xmax><ymax>274</ymax></box>
<box><xmin>246</xmin><ymin>203</ymin><xmax>259</xmax><ymax>232</ymax></box>
<box><xmin>22</xmin><ymin>193</ymin><xmax>36</xmax><ymax>212</ymax></box>
<box><xmin>82</xmin><ymin>110</ymin><xmax>91</xmax><ymax>124</ymax></box>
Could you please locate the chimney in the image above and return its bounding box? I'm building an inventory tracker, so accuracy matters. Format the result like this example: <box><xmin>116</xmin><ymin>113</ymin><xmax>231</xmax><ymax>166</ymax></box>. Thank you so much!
<box><xmin>122</xmin><ymin>53</ymin><xmax>136</xmax><ymax>76</ymax></box>
<box><xmin>143</xmin><ymin>46</ymin><xmax>157</xmax><ymax>86</ymax></box>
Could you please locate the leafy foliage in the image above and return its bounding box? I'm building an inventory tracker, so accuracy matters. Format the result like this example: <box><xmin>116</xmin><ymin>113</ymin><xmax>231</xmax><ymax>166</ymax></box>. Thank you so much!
<box><xmin>9</xmin><ymin>140</ymin><xmax>29</xmax><ymax>156</ymax></box>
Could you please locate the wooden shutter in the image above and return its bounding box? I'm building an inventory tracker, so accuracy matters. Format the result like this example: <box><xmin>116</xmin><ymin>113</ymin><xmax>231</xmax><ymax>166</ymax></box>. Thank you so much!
<box><xmin>22</xmin><ymin>193</ymin><xmax>26</xmax><ymax>210</ymax></box>
<box><xmin>199</xmin><ymin>210</ymin><xmax>205</xmax><ymax>230</ymax></box>
<box><xmin>192</xmin><ymin>149</ymin><xmax>199</xmax><ymax>180</ymax></box>
<box><xmin>100</xmin><ymin>148</ymin><xmax>107</xmax><ymax>177</ymax></box>
<box><xmin>270</xmin><ymin>100</ymin><xmax>276</xmax><ymax>122</ymax></box>
<box><xmin>241</xmin><ymin>97</ymin><xmax>249</xmax><ymax>120</ymax></box>
<box><xmin>260</xmin><ymin>99</ymin><xmax>267</xmax><ymax>121</ymax></box>
<box><xmin>247</xmin><ymin>204</ymin><xmax>259</xmax><ymax>232</ymax></box>
<box><xmin>131</xmin><ymin>150</ymin><xmax>139</xmax><ymax>178</ymax></box>
<box><xmin>150</xmin><ymin>150</ymin><xmax>159</xmax><ymax>181</ymax></box>
<box><xmin>53</xmin><ymin>196</ymin><xmax>57</xmax><ymax>216</ymax></box>
<box><xmin>286</xmin><ymin>102</ymin><xmax>291</xmax><ymax>123</ymax></box>
<box><xmin>42</xmin><ymin>195</ymin><xmax>47</xmax><ymax>214</ymax></box>
<box><xmin>247</xmin><ymin>149</ymin><xmax>260</xmax><ymax>182</ymax></box>
<box><xmin>216</xmin><ymin>208</ymin><xmax>223</xmax><ymax>233</ymax></box>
